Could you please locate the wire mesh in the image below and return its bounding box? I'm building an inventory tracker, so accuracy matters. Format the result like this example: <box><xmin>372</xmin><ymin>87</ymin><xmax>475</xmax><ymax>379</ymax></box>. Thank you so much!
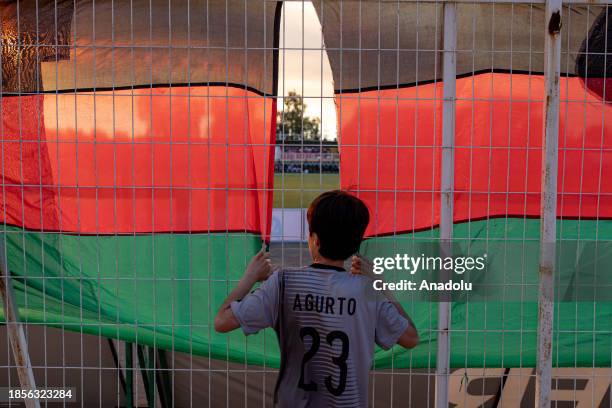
<box><xmin>0</xmin><ymin>0</ymin><xmax>610</xmax><ymax>407</ymax></box>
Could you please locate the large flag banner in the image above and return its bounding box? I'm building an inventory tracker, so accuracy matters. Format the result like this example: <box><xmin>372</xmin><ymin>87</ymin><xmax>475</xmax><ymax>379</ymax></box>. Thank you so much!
<box><xmin>314</xmin><ymin>1</ymin><xmax>612</xmax><ymax>368</ymax></box>
<box><xmin>2</xmin><ymin>0</ymin><xmax>611</xmax><ymax>372</ymax></box>
<box><xmin>1</xmin><ymin>0</ymin><xmax>280</xmax><ymax>362</ymax></box>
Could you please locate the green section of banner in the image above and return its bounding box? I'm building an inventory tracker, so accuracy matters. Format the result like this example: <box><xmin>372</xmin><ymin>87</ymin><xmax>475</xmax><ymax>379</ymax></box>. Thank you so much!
<box><xmin>1</xmin><ymin>218</ymin><xmax>611</xmax><ymax>368</ymax></box>
<box><xmin>363</xmin><ymin>218</ymin><xmax>612</xmax><ymax>368</ymax></box>
<box><xmin>0</xmin><ymin>229</ymin><xmax>273</xmax><ymax>365</ymax></box>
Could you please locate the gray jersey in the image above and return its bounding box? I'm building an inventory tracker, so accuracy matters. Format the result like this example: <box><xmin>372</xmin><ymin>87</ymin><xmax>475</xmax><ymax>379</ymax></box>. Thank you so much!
<box><xmin>231</xmin><ymin>264</ymin><xmax>409</xmax><ymax>407</ymax></box>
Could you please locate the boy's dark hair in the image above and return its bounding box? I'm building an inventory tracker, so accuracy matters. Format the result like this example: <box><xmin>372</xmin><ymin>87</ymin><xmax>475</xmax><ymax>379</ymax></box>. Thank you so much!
<box><xmin>307</xmin><ymin>190</ymin><xmax>370</xmax><ymax>260</ymax></box>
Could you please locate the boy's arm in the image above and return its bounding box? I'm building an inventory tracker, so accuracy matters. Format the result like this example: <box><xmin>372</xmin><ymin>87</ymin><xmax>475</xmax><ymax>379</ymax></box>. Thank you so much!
<box><xmin>351</xmin><ymin>255</ymin><xmax>419</xmax><ymax>349</ymax></box>
<box><xmin>214</xmin><ymin>249</ymin><xmax>273</xmax><ymax>333</ymax></box>
<box><xmin>384</xmin><ymin>295</ymin><xmax>419</xmax><ymax>349</ymax></box>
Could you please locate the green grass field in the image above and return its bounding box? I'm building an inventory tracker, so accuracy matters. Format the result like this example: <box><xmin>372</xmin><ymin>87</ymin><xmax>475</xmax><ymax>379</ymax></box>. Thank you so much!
<box><xmin>273</xmin><ymin>173</ymin><xmax>339</xmax><ymax>208</ymax></box>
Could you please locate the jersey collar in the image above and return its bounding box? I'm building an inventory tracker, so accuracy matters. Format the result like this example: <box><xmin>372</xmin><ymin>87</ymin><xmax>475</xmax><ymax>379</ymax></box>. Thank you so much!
<box><xmin>310</xmin><ymin>263</ymin><xmax>346</xmax><ymax>272</ymax></box>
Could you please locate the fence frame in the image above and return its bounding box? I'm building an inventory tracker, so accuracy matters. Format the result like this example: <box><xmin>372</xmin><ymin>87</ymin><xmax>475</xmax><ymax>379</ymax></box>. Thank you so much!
<box><xmin>535</xmin><ymin>0</ymin><xmax>563</xmax><ymax>407</ymax></box>
<box><xmin>436</xmin><ymin>2</ymin><xmax>457</xmax><ymax>408</ymax></box>
<box><xmin>2</xmin><ymin>0</ymin><xmax>609</xmax><ymax>406</ymax></box>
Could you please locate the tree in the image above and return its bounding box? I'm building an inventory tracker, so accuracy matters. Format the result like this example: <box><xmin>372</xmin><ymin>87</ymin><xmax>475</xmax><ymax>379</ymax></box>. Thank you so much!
<box><xmin>276</xmin><ymin>91</ymin><xmax>321</xmax><ymax>141</ymax></box>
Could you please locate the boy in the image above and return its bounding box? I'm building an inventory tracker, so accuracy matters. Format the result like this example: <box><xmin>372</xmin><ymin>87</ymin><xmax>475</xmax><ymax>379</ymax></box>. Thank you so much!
<box><xmin>214</xmin><ymin>190</ymin><xmax>419</xmax><ymax>407</ymax></box>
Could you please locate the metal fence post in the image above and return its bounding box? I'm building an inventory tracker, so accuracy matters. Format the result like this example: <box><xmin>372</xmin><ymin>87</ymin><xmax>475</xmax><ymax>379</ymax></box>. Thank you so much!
<box><xmin>536</xmin><ymin>0</ymin><xmax>562</xmax><ymax>407</ymax></box>
<box><xmin>436</xmin><ymin>2</ymin><xmax>457</xmax><ymax>408</ymax></box>
<box><xmin>0</xmin><ymin>239</ymin><xmax>40</xmax><ymax>408</ymax></box>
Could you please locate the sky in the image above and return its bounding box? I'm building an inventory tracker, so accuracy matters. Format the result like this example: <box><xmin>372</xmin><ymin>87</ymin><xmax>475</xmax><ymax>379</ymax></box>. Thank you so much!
<box><xmin>278</xmin><ymin>2</ymin><xmax>337</xmax><ymax>140</ymax></box>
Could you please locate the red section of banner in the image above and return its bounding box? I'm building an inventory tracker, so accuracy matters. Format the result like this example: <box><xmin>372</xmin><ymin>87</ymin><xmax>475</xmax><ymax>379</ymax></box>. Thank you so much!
<box><xmin>338</xmin><ymin>73</ymin><xmax>612</xmax><ymax>236</ymax></box>
<box><xmin>1</xmin><ymin>87</ymin><xmax>275</xmax><ymax>238</ymax></box>
<box><xmin>0</xmin><ymin>96</ymin><xmax>60</xmax><ymax>230</ymax></box>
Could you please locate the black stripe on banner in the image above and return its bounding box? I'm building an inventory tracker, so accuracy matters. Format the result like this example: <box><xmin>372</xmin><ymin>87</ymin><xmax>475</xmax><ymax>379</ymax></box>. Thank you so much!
<box><xmin>335</xmin><ymin>69</ymin><xmax>578</xmax><ymax>94</ymax></box>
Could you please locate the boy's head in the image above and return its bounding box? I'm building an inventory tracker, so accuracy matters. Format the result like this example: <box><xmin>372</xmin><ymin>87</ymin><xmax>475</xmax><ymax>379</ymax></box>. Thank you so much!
<box><xmin>307</xmin><ymin>190</ymin><xmax>370</xmax><ymax>261</ymax></box>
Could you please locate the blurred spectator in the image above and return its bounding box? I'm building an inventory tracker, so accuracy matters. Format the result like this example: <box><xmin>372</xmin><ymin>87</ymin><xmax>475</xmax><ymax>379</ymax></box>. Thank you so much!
<box><xmin>275</xmin><ymin>162</ymin><xmax>339</xmax><ymax>174</ymax></box>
